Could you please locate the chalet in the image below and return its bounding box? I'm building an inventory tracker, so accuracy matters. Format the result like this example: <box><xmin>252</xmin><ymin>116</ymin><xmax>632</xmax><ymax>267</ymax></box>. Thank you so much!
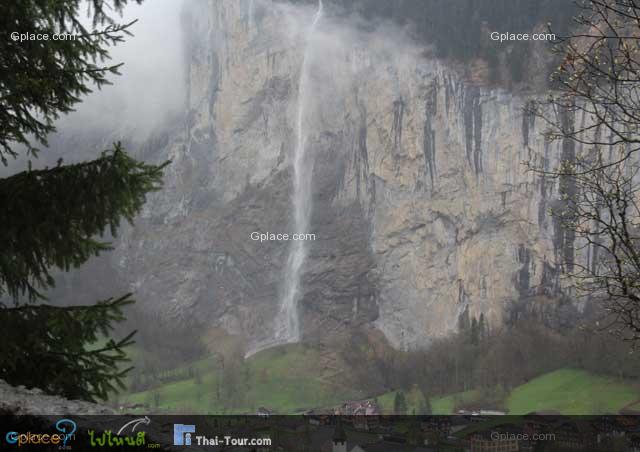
<box><xmin>322</xmin><ymin>419</ymin><xmax>439</xmax><ymax>452</ymax></box>
<box><xmin>307</xmin><ymin>414</ymin><xmax>332</xmax><ymax>426</ymax></box>
<box><xmin>467</xmin><ymin>429</ymin><xmax>518</xmax><ymax>452</ymax></box>
<box><xmin>421</xmin><ymin>417</ymin><xmax>452</xmax><ymax>437</ymax></box>
<box><xmin>352</xmin><ymin>415</ymin><xmax>379</xmax><ymax>431</ymax></box>
<box><xmin>336</xmin><ymin>400</ymin><xmax>381</xmax><ymax>431</ymax></box>
<box><xmin>339</xmin><ymin>400</ymin><xmax>381</xmax><ymax>416</ymax></box>
<box><xmin>256</xmin><ymin>406</ymin><xmax>273</xmax><ymax>417</ymax></box>
<box><xmin>549</xmin><ymin>420</ymin><xmax>599</xmax><ymax>451</ymax></box>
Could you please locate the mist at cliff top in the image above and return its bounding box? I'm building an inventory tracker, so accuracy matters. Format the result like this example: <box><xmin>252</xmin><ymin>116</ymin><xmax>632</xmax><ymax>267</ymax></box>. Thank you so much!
<box><xmin>56</xmin><ymin>0</ymin><xmax>187</xmax><ymax>138</ymax></box>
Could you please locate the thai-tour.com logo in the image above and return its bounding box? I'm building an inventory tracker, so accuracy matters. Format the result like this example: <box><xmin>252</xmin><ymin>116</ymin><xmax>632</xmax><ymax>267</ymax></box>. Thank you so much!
<box><xmin>174</xmin><ymin>424</ymin><xmax>196</xmax><ymax>446</ymax></box>
<box><xmin>5</xmin><ymin>418</ymin><xmax>76</xmax><ymax>448</ymax></box>
<box><xmin>173</xmin><ymin>423</ymin><xmax>272</xmax><ymax>448</ymax></box>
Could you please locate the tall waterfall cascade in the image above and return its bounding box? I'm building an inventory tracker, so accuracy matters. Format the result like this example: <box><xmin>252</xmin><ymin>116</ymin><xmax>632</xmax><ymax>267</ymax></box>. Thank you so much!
<box><xmin>275</xmin><ymin>0</ymin><xmax>323</xmax><ymax>344</ymax></box>
<box><xmin>246</xmin><ymin>0</ymin><xmax>324</xmax><ymax>356</ymax></box>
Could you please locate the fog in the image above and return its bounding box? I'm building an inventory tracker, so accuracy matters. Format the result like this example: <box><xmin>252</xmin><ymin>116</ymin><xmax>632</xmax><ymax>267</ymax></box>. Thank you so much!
<box><xmin>34</xmin><ymin>0</ymin><xmax>418</xmax><ymax>160</ymax></box>
<box><xmin>270</xmin><ymin>0</ymin><xmax>428</xmax><ymax>134</ymax></box>
<box><xmin>56</xmin><ymin>0</ymin><xmax>186</xmax><ymax>139</ymax></box>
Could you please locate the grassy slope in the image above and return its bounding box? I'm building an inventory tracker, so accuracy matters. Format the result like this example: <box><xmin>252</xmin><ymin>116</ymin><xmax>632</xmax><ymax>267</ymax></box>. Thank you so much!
<box><xmin>431</xmin><ymin>390</ymin><xmax>479</xmax><ymax>414</ymax></box>
<box><xmin>120</xmin><ymin>340</ymin><xmax>639</xmax><ymax>416</ymax></box>
<box><xmin>376</xmin><ymin>369</ymin><xmax>638</xmax><ymax>415</ymax></box>
<box><xmin>376</xmin><ymin>387</ymin><xmax>479</xmax><ymax>415</ymax></box>
<box><xmin>122</xmin><ymin>344</ymin><xmax>359</xmax><ymax>414</ymax></box>
<box><xmin>506</xmin><ymin>368</ymin><xmax>639</xmax><ymax>414</ymax></box>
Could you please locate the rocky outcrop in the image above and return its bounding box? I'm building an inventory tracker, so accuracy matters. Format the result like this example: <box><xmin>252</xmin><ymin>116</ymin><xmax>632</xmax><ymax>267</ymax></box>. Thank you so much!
<box><xmin>0</xmin><ymin>380</ymin><xmax>114</xmax><ymax>415</ymax></box>
<box><xmin>48</xmin><ymin>0</ymin><xmax>578</xmax><ymax>352</ymax></box>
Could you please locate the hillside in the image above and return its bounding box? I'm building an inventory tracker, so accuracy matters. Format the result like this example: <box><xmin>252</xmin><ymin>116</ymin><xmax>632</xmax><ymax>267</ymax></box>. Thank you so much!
<box><xmin>120</xmin><ymin>344</ymin><xmax>366</xmax><ymax>414</ymax></box>
<box><xmin>118</xmin><ymin>341</ymin><xmax>639</xmax><ymax>416</ymax></box>
<box><xmin>506</xmin><ymin>369</ymin><xmax>640</xmax><ymax>414</ymax></box>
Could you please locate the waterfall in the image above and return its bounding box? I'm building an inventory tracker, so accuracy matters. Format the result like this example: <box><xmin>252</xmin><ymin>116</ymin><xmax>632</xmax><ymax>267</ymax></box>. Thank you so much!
<box><xmin>248</xmin><ymin>0</ymin><xmax>254</xmax><ymax>32</ymax></box>
<box><xmin>274</xmin><ymin>0</ymin><xmax>323</xmax><ymax>344</ymax></box>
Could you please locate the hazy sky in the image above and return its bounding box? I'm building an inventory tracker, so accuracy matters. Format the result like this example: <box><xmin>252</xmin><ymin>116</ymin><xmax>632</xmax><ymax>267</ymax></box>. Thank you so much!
<box><xmin>57</xmin><ymin>0</ymin><xmax>186</xmax><ymax>138</ymax></box>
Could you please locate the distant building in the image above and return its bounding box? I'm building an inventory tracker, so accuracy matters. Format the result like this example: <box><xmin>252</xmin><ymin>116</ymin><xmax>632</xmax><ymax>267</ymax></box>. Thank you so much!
<box><xmin>256</xmin><ymin>406</ymin><xmax>273</xmax><ymax>417</ymax></box>
<box><xmin>307</xmin><ymin>414</ymin><xmax>332</xmax><ymax>426</ymax></box>
<box><xmin>339</xmin><ymin>400</ymin><xmax>381</xmax><ymax>416</ymax></box>
<box><xmin>468</xmin><ymin>431</ymin><xmax>518</xmax><ymax>452</ymax></box>
<box><xmin>336</xmin><ymin>400</ymin><xmax>381</xmax><ymax>431</ymax></box>
<box><xmin>421</xmin><ymin>417</ymin><xmax>452</xmax><ymax>437</ymax></box>
<box><xmin>479</xmin><ymin>410</ymin><xmax>506</xmax><ymax>416</ymax></box>
<box><xmin>332</xmin><ymin>419</ymin><xmax>348</xmax><ymax>452</ymax></box>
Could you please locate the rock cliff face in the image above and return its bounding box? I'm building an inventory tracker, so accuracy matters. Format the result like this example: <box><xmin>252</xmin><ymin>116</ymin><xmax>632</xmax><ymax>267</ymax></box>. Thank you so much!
<box><xmin>104</xmin><ymin>0</ymin><xmax>576</xmax><ymax>351</ymax></box>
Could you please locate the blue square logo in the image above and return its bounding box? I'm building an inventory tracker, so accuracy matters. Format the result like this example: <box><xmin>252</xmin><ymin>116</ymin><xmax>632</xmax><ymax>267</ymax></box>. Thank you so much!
<box><xmin>173</xmin><ymin>424</ymin><xmax>196</xmax><ymax>446</ymax></box>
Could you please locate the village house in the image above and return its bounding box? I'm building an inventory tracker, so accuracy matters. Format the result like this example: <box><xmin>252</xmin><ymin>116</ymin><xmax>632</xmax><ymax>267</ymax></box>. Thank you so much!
<box><xmin>256</xmin><ymin>406</ymin><xmax>273</xmax><ymax>417</ymax></box>
<box><xmin>335</xmin><ymin>400</ymin><xmax>381</xmax><ymax>431</ymax></box>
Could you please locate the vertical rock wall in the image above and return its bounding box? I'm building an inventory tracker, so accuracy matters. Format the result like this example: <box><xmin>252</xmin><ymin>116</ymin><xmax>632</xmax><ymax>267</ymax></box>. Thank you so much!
<box><xmin>107</xmin><ymin>0</ymin><xmax>578</xmax><ymax>350</ymax></box>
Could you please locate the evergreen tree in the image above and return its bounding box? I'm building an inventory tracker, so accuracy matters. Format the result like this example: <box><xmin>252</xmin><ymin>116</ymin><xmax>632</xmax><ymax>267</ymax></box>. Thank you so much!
<box><xmin>479</xmin><ymin>313</ymin><xmax>487</xmax><ymax>339</ymax></box>
<box><xmin>470</xmin><ymin>317</ymin><xmax>480</xmax><ymax>345</ymax></box>
<box><xmin>458</xmin><ymin>306</ymin><xmax>470</xmax><ymax>332</ymax></box>
<box><xmin>393</xmin><ymin>390</ymin><xmax>407</xmax><ymax>415</ymax></box>
<box><xmin>152</xmin><ymin>389</ymin><xmax>161</xmax><ymax>409</ymax></box>
<box><xmin>418</xmin><ymin>396</ymin><xmax>432</xmax><ymax>415</ymax></box>
<box><xmin>0</xmin><ymin>0</ymin><xmax>168</xmax><ymax>401</ymax></box>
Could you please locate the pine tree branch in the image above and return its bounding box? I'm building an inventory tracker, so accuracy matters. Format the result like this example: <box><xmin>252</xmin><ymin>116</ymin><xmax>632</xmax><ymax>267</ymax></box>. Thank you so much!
<box><xmin>0</xmin><ymin>293</ymin><xmax>138</xmax><ymax>401</ymax></box>
<box><xmin>0</xmin><ymin>144</ymin><xmax>169</xmax><ymax>300</ymax></box>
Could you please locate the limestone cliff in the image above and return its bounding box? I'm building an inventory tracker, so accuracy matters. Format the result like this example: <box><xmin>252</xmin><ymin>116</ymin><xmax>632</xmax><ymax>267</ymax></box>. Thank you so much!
<box><xmin>96</xmin><ymin>0</ymin><xmax>579</xmax><ymax>351</ymax></box>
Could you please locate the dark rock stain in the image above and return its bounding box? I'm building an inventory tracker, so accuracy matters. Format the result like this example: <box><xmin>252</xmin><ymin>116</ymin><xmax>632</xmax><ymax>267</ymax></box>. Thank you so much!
<box><xmin>423</xmin><ymin>81</ymin><xmax>438</xmax><ymax>191</ymax></box>
<box><xmin>392</xmin><ymin>98</ymin><xmax>405</xmax><ymax>151</ymax></box>
<box><xmin>464</xmin><ymin>87</ymin><xmax>483</xmax><ymax>175</ymax></box>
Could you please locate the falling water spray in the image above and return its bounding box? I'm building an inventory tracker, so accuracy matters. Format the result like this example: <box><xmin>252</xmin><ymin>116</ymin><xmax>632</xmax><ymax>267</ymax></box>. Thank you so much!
<box><xmin>274</xmin><ymin>0</ymin><xmax>324</xmax><ymax>344</ymax></box>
